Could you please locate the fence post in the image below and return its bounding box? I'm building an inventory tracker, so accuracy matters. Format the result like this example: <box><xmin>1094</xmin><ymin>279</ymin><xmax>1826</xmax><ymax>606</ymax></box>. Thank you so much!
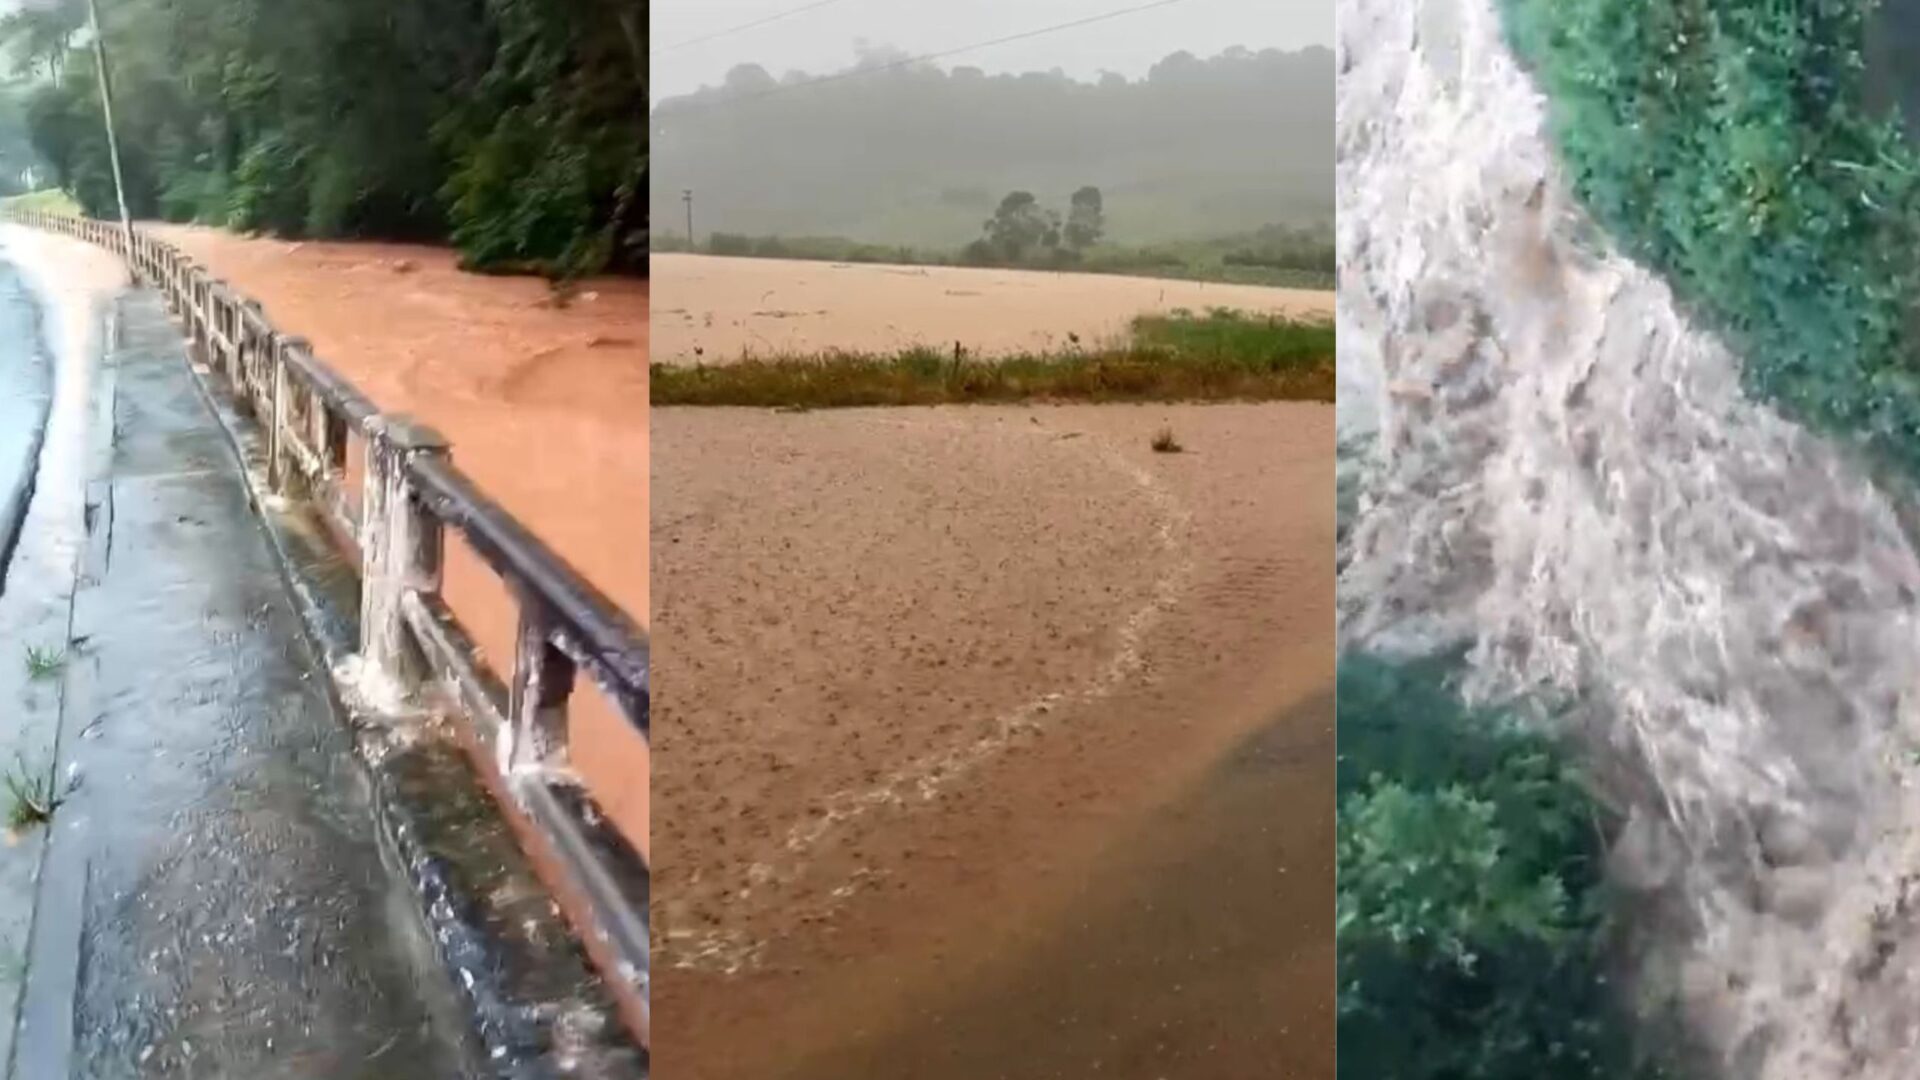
<box><xmin>359</xmin><ymin>415</ymin><xmax>449</xmax><ymax>696</ymax></box>
<box><xmin>227</xmin><ymin>294</ymin><xmax>247</xmax><ymax>405</ymax></box>
<box><xmin>508</xmin><ymin>602</ymin><xmax>577</xmax><ymax>775</ymax></box>
<box><xmin>217</xmin><ymin>289</ymin><xmax>239</xmax><ymax>391</ymax></box>
<box><xmin>186</xmin><ymin>270</ymin><xmax>204</xmax><ymax>355</ymax></box>
<box><xmin>222</xmin><ymin>293</ymin><xmax>242</xmax><ymax>388</ymax></box>
<box><xmin>203</xmin><ymin>283</ymin><xmax>222</xmax><ymax>374</ymax></box>
<box><xmin>244</xmin><ymin>301</ymin><xmax>269</xmax><ymax>412</ymax></box>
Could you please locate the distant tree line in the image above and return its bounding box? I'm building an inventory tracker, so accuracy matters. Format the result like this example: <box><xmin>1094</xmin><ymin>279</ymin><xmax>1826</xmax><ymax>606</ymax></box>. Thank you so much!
<box><xmin>0</xmin><ymin>0</ymin><xmax>644</xmax><ymax>277</ymax></box>
<box><xmin>960</xmin><ymin>186</ymin><xmax>1105</xmax><ymax>266</ymax></box>
<box><xmin>663</xmin><ymin>211</ymin><xmax>1332</xmax><ymax>288</ymax></box>
<box><xmin>652</xmin><ymin>46</ymin><xmax>1332</xmax><ymax>247</ymax></box>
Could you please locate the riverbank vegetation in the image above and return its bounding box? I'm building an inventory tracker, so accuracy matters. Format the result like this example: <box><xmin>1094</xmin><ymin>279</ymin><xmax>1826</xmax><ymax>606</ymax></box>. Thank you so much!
<box><xmin>1502</xmin><ymin>0</ymin><xmax>1920</xmax><ymax>472</ymax></box>
<box><xmin>652</xmin><ymin>308</ymin><xmax>1333</xmax><ymax>407</ymax></box>
<box><xmin>0</xmin><ymin>0</ymin><xmax>643</xmax><ymax>277</ymax></box>
<box><xmin>1335</xmin><ymin>652</ymin><xmax>1656</xmax><ymax>1080</ymax></box>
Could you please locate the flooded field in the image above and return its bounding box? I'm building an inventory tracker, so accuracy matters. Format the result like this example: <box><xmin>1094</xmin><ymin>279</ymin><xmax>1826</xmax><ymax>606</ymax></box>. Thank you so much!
<box><xmin>651</xmin><ymin>253</ymin><xmax>1335</xmax><ymax>362</ymax></box>
<box><xmin>652</xmin><ymin>402</ymin><xmax>1333</xmax><ymax>1078</ymax></box>
<box><xmin>144</xmin><ymin>224</ymin><xmax>651</xmax><ymax>854</ymax></box>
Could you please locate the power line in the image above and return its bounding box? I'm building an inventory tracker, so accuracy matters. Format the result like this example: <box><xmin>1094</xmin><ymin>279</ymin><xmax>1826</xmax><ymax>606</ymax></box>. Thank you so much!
<box><xmin>654</xmin><ymin>0</ymin><xmax>859</xmax><ymax>57</ymax></box>
<box><xmin>655</xmin><ymin>0</ymin><xmax>1195</xmax><ymax>117</ymax></box>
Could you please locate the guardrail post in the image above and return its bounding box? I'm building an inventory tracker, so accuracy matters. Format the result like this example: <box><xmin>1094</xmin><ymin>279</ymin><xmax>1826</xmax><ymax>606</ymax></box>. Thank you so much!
<box><xmin>208</xmin><ymin>284</ymin><xmax>230</xmax><ymax>382</ymax></box>
<box><xmin>187</xmin><ymin>272</ymin><xmax>205</xmax><ymax>356</ymax></box>
<box><xmin>229</xmin><ymin>296</ymin><xmax>248</xmax><ymax>407</ymax></box>
<box><xmin>239</xmin><ymin>301</ymin><xmax>259</xmax><ymax>411</ymax></box>
<box><xmin>223</xmin><ymin>292</ymin><xmax>242</xmax><ymax>391</ymax></box>
<box><xmin>360</xmin><ymin>415</ymin><xmax>449</xmax><ymax>696</ymax></box>
<box><xmin>508</xmin><ymin>605</ymin><xmax>577</xmax><ymax>774</ymax></box>
<box><xmin>268</xmin><ymin>337</ymin><xmax>291</xmax><ymax>492</ymax></box>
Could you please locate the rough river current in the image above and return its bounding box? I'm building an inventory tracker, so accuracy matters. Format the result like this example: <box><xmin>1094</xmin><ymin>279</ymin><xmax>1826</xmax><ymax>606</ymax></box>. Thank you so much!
<box><xmin>1336</xmin><ymin>0</ymin><xmax>1920</xmax><ymax>1073</ymax></box>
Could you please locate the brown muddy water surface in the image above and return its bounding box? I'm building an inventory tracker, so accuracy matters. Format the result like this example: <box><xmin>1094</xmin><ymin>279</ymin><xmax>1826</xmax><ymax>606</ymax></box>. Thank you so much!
<box><xmin>146</xmin><ymin>224</ymin><xmax>650</xmax><ymax>855</ymax></box>
<box><xmin>653</xmin><ymin>402</ymin><xmax>1333</xmax><ymax>1078</ymax></box>
<box><xmin>652</xmin><ymin>253</ymin><xmax>1335</xmax><ymax>362</ymax></box>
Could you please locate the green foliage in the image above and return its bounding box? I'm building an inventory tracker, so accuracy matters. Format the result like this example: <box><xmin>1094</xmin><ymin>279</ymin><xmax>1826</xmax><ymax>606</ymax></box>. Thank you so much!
<box><xmin>23</xmin><ymin>645</ymin><xmax>64</xmax><ymax>680</ymax></box>
<box><xmin>1502</xmin><ymin>0</ymin><xmax>1920</xmax><ymax>472</ymax></box>
<box><xmin>226</xmin><ymin>131</ymin><xmax>308</xmax><ymax>234</ymax></box>
<box><xmin>0</xmin><ymin>188</ymin><xmax>81</xmax><ymax>215</ymax></box>
<box><xmin>159</xmin><ymin>165</ymin><xmax>226</xmax><ymax>225</ymax></box>
<box><xmin>7</xmin><ymin>0</ymin><xmax>643</xmax><ymax>276</ymax></box>
<box><xmin>443</xmin><ymin>111</ymin><xmax>599</xmax><ymax>273</ymax></box>
<box><xmin>1336</xmin><ymin>653</ymin><xmax>1656</xmax><ymax>1080</ymax></box>
<box><xmin>439</xmin><ymin>0</ymin><xmax>644</xmax><ymax>276</ymax></box>
<box><xmin>0</xmin><ymin>1</ymin><xmax>84</xmax><ymax>81</ymax></box>
<box><xmin>1065</xmin><ymin>185</ymin><xmax>1105</xmax><ymax>252</ymax></box>
<box><xmin>1131</xmin><ymin>306</ymin><xmax>1331</xmax><ymax>366</ymax></box>
<box><xmin>2</xmin><ymin>755</ymin><xmax>57</xmax><ymax>830</ymax></box>
<box><xmin>651</xmin><ymin>309</ymin><xmax>1335</xmax><ymax>408</ymax></box>
<box><xmin>981</xmin><ymin>190</ymin><xmax>1060</xmax><ymax>263</ymax></box>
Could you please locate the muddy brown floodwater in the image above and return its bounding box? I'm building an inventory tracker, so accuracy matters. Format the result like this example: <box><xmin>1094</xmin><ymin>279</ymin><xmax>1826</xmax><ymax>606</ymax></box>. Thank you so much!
<box><xmin>146</xmin><ymin>224</ymin><xmax>650</xmax><ymax>855</ymax></box>
<box><xmin>653</xmin><ymin>402</ymin><xmax>1335</xmax><ymax>1079</ymax></box>
<box><xmin>651</xmin><ymin>253</ymin><xmax>1336</xmax><ymax>362</ymax></box>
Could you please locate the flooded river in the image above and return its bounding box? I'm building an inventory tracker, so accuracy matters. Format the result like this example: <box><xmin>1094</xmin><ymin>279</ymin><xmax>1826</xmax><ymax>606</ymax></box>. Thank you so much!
<box><xmin>1337</xmin><ymin>0</ymin><xmax>1920</xmax><ymax>1074</ymax></box>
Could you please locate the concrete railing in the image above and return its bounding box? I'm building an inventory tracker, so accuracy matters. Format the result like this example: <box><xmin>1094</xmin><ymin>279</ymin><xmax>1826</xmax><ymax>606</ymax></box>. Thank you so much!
<box><xmin>4</xmin><ymin>207</ymin><xmax>650</xmax><ymax>1042</ymax></box>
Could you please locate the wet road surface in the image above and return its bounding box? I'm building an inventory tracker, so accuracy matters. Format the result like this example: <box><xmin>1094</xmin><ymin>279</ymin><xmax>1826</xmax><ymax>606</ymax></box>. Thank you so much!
<box><xmin>0</xmin><ymin>231</ymin><xmax>111</xmax><ymax>1075</ymax></box>
<box><xmin>782</xmin><ymin>689</ymin><xmax>1336</xmax><ymax>1080</ymax></box>
<box><xmin>0</xmin><ymin>261</ymin><xmax>51</xmax><ymax>579</ymax></box>
<box><xmin>14</xmin><ymin>290</ymin><xmax>481</xmax><ymax>1078</ymax></box>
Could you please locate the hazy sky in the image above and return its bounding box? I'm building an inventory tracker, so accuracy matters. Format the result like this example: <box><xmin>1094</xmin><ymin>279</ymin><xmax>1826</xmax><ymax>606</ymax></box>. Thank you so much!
<box><xmin>651</xmin><ymin>0</ymin><xmax>1332</xmax><ymax>102</ymax></box>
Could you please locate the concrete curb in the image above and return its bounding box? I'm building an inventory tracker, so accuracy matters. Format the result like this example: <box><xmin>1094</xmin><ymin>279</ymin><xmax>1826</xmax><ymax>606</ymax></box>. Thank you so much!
<box><xmin>161</xmin><ymin>294</ymin><xmax>648</xmax><ymax>1078</ymax></box>
<box><xmin>0</xmin><ymin>273</ymin><xmax>53</xmax><ymax>592</ymax></box>
<box><xmin>0</xmin><ymin>408</ymin><xmax>46</xmax><ymax>589</ymax></box>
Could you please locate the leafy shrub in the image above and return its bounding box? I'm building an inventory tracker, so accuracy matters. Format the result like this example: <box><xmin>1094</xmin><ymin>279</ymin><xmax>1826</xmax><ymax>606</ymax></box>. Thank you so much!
<box><xmin>1502</xmin><ymin>0</ymin><xmax>1920</xmax><ymax>472</ymax></box>
<box><xmin>226</xmin><ymin>131</ymin><xmax>309</xmax><ymax>235</ymax></box>
<box><xmin>437</xmin><ymin>0</ymin><xmax>643</xmax><ymax>276</ymax></box>
<box><xmin>303</xmin><ymin>146</ymin><xmax>363</xmax><ymax>239</ymax></box>
<box><xmin>159</xmin><ymin>167</ymin><xmax>225</xmax><ymax>224</ymax></box>
<box><xmin>441</xmin><ymin>107</ymin><xmax>598</xmax><ymax>275</ymax></box>
<box><xmin>1336</xmin><ymin>653</ymin><xmax>1653</xmax><ymax>1080</ymax></box>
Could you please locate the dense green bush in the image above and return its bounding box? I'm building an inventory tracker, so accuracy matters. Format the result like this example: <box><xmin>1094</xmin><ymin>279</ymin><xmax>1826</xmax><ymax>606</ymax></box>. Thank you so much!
<box><xmin>1337</xmin><ymin>653</ymin><xmax>1651</xmax><ymax>1080</ymax></box>
<box><xmin>1502</xmin><ymin>0</ymin><xmax>1920</xmax><ymax>471</ymax></box>
<box><xmin>438</xmin><ymin>0</ymin><xmax>643</xmax><ymax>276</ymax></box>
<box><xmin>226</xmin><ymin>131</ymin><xmax>309</xmax><ymax>235</ymax></box>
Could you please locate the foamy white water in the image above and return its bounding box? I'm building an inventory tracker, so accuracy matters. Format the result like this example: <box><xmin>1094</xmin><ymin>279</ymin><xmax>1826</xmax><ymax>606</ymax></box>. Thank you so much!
<box><xmin>1337</xmin><ymin>0</ymin><xmax>1920</xmax><ymax>1071</ymax></box>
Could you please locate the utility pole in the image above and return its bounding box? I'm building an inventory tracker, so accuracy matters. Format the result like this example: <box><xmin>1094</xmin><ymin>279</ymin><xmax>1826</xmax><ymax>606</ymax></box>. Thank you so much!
<box><xmin>85</xmin><ymin>0</ymin><xmax>136</xmax><ymax>284</ymax></box>
<box><xmin>683</xmin><ymin>189</ymin><xmax>694</xmax><ymax>250</ymax></box>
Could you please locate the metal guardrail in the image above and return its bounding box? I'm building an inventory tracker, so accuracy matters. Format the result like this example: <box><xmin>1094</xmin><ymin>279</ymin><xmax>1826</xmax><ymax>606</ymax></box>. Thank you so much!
<box><xmin>5</xmin><ymin>208</ymin><xmax>651</xmax><ymax>1043</ymax></box>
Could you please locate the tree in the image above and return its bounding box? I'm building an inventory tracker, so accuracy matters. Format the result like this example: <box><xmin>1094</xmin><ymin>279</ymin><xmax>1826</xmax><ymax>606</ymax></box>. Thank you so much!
<box><xmin>11</xmin><ymin>0</ymin><xmax>644</xmax><ymax>276</ymax></box>
<box><xmin>981</xmin><ymin>189</ymin><xmax>1057</xmax><ymax>262</ymax></box>
<box><xmin>0</xmin><ymin>1</ymin><xmax>84</xmax><ymax>81</ymax></box>
<box><xmin>1064</xmin><ymin>184</ymin><xmax>1103</xmax><ymax>252</ymax></box>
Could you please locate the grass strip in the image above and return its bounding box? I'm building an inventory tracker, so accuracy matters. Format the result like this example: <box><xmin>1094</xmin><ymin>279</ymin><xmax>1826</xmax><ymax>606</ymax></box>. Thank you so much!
<box><xmin>651</xmin><ymin>309</ymin><xmax>1334</xmax><ymax>407</ymax></box>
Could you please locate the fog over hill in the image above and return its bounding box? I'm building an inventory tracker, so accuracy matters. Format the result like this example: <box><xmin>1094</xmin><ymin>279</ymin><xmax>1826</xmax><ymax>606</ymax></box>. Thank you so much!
<box><xmin>651</xmin><ymin>45</ymin><xmax>1333</xmax><ymax>247</ymax></box>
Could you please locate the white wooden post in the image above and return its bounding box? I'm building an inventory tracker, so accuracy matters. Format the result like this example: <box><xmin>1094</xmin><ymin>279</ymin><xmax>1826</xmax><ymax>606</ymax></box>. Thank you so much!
<box><xmin>359</xmin><ymin>415</ymin><xmax>449</xmax><ymax>695</ymax></box>
<box><xmin>508</xmin><ymin>602</ymin><xmax>577</xmax><ymax>775</ymax></box>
